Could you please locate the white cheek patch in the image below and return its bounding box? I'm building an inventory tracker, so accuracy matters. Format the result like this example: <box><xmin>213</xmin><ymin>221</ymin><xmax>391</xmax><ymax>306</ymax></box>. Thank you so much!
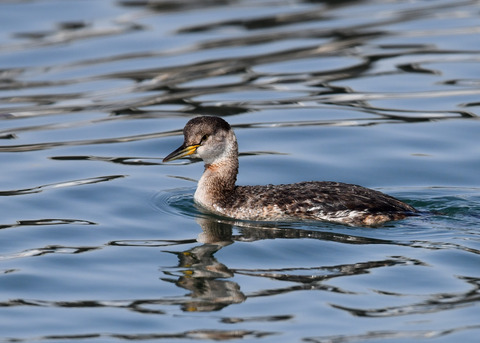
<box><xmin>197</xmin><ymin>131</ymin><xmax>234</xmax><ymax>165</ymax></box>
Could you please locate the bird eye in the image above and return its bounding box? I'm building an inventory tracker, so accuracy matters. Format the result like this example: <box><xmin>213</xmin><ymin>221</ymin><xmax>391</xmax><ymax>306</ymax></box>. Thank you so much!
<box><xmin>200</xmin><ymin>134</ymin><xmax>209</xmax><ymax>144</ymax></box>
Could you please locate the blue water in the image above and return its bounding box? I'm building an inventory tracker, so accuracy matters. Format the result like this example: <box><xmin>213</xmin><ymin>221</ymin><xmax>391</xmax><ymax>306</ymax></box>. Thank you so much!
<box><xmin>1</xmin><ymin>0</ymin><xmax>480</xmax><ymax>342</ymax></box>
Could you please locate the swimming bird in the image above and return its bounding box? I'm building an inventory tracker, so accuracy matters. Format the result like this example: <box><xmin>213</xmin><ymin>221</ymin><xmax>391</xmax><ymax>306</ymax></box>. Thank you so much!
<box><xmin>163</xmin><ymin>116</ymin><xmax>417</xmax><ymax>226</ymax></box>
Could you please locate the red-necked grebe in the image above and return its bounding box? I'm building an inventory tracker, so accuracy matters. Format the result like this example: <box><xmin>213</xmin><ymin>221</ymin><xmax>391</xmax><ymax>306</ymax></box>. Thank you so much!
<box><xmin>163</xmin><ymin>116</ymin><xmax>416</xmax><ymax>226</ymax></box>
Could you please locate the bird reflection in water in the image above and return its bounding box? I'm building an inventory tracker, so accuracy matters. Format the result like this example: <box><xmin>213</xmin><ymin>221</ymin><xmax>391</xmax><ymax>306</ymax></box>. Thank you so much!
<box><xmin>161</xmin><ymin>216</ymin><xmax>426</xmax><ymax>317</ymax></box>
<box><xmin>162</xmin><ymin>218</ymin><xmax>246</xmax><ymax>312</ymax></box>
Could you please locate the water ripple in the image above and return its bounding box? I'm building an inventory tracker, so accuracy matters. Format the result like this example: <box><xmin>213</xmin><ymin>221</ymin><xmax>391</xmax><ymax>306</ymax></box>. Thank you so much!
<box><xmin>0</xmin><ymin>175</ymin><xmax>125</xmax><ymax>196</ymax></box>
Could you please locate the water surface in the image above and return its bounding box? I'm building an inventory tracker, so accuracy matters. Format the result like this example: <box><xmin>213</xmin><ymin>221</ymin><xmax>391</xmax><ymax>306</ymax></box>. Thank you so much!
<box><xmin>0</xmin><ymin>0</ymin><xmax>479</xmax><ymax>342</ymax></box>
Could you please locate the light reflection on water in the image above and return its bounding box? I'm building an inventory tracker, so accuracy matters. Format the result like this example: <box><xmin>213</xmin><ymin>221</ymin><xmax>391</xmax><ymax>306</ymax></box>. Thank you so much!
<box><xmin>0</xmin><ymin>0</ymin><xmax>479</xmax><ymax>342</ymax></box>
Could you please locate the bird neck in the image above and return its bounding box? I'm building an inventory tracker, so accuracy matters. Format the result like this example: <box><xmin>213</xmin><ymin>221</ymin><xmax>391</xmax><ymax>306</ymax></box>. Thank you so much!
<box><xmin>194</xmin><ymin>143</ymin><xmax>239</xmax><ymax>209</ymax></box>
<box><xmin>203</xmin><ymin>159</ymin><xmax>238</xmax><ymax>191</ymax></box>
